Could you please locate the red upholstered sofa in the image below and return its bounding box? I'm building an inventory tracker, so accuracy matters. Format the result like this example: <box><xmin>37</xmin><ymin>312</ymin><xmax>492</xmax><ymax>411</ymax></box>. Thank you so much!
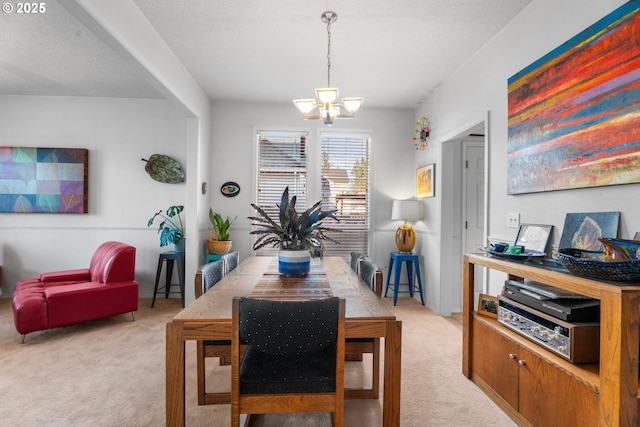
<box><xmin>12</xmin><ymin>241</ymin><xmax>138</xmax><ymax>342</ymax></box>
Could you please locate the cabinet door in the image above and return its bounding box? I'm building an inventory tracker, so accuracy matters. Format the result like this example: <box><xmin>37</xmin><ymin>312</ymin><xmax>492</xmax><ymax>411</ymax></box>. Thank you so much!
<box><xmin>472</xmin><ymin>318</ymin><xmax>519</xmax><ymax>409</ymax></box>
<box><xmin>518</xmin><ymin>347</ymin><xmax>598</xmax><ymax>427</ymax></box>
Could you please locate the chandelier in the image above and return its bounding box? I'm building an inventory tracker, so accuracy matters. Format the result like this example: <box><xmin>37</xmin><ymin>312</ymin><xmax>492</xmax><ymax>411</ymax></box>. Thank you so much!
<box><xmin>293</xmin><ymin>11</ymin><xmax>363</xmax><ymax>126</ymax></box>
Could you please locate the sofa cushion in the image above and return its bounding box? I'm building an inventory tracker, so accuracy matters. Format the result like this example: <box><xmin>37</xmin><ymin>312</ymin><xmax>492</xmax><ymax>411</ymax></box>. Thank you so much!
<box><xmin>12</xmin><ymin>279</ymin><xmax>48</xmax><ymax>335</ymax></box>
<box><xmin>45</xmin><ymin>281</ymin><xmax>138</xmax><ymax>329</ymax></box>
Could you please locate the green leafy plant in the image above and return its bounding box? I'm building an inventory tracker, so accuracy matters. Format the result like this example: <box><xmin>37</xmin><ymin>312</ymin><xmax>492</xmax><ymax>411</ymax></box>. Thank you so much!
<box><xmin>147</xmin><ymin>205</ymin><xmax>185</xmax><ymax>246</ymax></box>
<box><xmin>209</xmin><ymin>209</ymin><xmax>236</xmax><ymax>241</ymax></box>
<box><xmin>248</xmin><ymin>186</ymin><xmax>340</xmax><ymax>251</ymax></box>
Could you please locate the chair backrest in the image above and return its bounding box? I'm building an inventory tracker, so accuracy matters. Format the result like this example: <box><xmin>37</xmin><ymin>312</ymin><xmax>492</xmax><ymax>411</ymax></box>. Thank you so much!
<box><xmin>350</xmin><ymin>252</ymin><xmax>365</xmax><ymax>274</ymax></box>
<box><xmin>236</xmin><ymin>297</ymin><xmax>342</xmax><ymax>356</ymax></box>
<box><xmin>358</xmin><ymin>259</ymin><xmax>383</xmax><ymax>296</ymax></box>
<box><xmin>221</xmin><ymin>251</ymin><xmax>239</xmax><ymax>274</ymax></box>
<box><xmin>196</xmin><ymin>259</ymin><xmax>225</xmax><ymax>298</ymax></box>
<box><xmin>89</xmin><ymin>241</ymin><xmax>136</xmax><ymax>283</ymax></box>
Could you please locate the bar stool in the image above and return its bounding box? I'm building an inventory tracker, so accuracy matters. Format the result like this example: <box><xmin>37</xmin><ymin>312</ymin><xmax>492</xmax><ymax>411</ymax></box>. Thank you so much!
<box><xmin>385</xmin><ymin>252</ymin><xmax>425</xmax><ymax>306</ymax></box>
<box><xmin>151</xmin><ymin>250</ymin><xmax>186</xmax><ymax>308</ymax></box>
<box><xmin>204</xmin><ymin>253</ymin><xmax>223</xmax><ymax>264</ymax></box>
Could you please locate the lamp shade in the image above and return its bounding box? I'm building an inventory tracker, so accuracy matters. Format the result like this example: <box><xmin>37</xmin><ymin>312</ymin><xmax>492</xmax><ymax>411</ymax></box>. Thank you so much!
<box><xmin>391</xmin><ymin>200</ymin><xmax>422</xmax><ymax>222</ymax></box>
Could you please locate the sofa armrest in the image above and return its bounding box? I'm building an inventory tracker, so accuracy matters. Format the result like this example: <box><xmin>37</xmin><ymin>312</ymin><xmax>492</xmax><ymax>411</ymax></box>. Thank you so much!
<box><xmin>40</xmin><ymin>269</ymin><xmax>90</xmax><ymax>283</ymax></box>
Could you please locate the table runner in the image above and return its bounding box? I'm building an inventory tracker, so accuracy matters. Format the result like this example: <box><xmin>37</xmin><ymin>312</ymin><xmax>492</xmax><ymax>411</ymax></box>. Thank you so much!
<box><xmin>250</xmin><ymin>258</ymin><xmax>333</xmax><ymax>300</ymax></box>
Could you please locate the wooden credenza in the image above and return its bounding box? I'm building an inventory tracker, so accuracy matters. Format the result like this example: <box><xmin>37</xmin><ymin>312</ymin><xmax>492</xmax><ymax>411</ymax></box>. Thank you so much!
<box><xmin>463</xmin><ymin>253</ymin><xmax>640</xmax><ymax>427</ymax></box>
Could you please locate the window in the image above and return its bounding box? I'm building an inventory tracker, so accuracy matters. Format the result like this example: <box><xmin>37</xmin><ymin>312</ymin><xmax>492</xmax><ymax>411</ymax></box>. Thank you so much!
<box><xmin>255</xmin><ymin>130</ymin><xmax>308</xmax><ymax>255</ymax></box>
<box><xmin>320</xmin><ymin>133</ymin><xmax>370</xmax><ymax>257</ymax></box>
<box><xmin>254</xmin><ymin>130</ymin><xmax>370</xmax><ymax>257</ymax></box>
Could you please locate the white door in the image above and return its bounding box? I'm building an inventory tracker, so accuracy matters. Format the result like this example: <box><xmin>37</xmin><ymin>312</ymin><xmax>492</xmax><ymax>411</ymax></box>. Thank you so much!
<box><xmin>463</xmin><ymin>141</ymin><xmax>485</xmax><ymax>294</ymax></box>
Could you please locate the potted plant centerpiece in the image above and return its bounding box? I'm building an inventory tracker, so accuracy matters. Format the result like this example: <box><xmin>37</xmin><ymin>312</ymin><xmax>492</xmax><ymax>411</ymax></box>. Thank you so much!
<box><xmin>207</xmin><ymin>209</ymin><xmax>236</xmax><ymax>254</ymax></box>
<box><xmin>148</xmin><ymin>205</ymin><xmax>185</xmax><ymax>252</ymax></box>
<box><xmin>249</xmin><ymin>186</ymin><xmax>340</xmax><ymax>275</ymax></box>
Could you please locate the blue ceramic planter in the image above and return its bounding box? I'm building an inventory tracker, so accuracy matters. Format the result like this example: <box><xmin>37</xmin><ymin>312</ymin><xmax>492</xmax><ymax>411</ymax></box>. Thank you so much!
<box><xmin>278</xmin><ymin>250</ymin><xmax>310</xmax><ymax>275</ymax></box>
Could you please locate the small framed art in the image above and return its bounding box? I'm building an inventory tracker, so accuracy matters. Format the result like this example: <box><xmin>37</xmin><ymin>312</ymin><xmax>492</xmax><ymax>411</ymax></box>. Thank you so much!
<box><xmin>477</xmin><ymin>293</ymin><xmax>498</xmax><ymax>318</ymax></box>
<box><xmin>416</xmin><ymin>163</ymin><xmax>434</xmax><ymax>198</ymax></box>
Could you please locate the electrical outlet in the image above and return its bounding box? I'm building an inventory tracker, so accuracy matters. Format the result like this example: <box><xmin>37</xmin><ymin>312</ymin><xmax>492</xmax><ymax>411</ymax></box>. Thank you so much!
<box><xmin>507</xmin><ymin>212</ymin><xmax>520</xmax><ymax>229</ymax></box>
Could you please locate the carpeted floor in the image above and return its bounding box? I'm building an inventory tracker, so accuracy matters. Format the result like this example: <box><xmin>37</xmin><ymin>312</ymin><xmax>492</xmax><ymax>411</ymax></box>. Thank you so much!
<box><xmin>0</xmin><ymin>296</ymin><xmax>516</xmax><ymax>427</ymax></box>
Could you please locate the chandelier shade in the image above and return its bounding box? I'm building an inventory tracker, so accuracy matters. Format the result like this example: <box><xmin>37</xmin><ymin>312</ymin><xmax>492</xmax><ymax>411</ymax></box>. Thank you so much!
<box><xmin>293</xmin><ymin>11</ymin><xmax>363</xmax><ymax>125</ymax></box>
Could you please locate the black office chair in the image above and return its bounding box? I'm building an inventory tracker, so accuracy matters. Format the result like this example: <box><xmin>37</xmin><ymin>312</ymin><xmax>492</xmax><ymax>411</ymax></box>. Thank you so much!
<box><xmin>231</xmin><ymin>296</ymin><xmax>345</xmax><ymax>427</ymax></box>
<box><xmin>194</xmin><ymin>259</ymin><xmax>231</xmax><ymax>405</ymax></box>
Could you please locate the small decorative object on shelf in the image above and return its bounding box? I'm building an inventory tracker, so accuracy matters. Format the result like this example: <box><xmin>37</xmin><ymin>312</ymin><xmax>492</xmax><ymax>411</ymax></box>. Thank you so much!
<box><xmin>413</xmin><ymin>116</ymin><xmax>431</xmax><ymax>150</ymax></box>
<box><xmin>248</xmin><ymin>186</ymin><xmax>340</xmax><ymax>275</ymax></box>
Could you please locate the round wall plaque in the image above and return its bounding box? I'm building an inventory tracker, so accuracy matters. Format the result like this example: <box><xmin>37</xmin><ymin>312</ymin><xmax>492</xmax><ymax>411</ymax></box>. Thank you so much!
<box><xmin>220</xmin><ymin>181</ymin><xmax>240</xmax><ymax>197</ymax></box>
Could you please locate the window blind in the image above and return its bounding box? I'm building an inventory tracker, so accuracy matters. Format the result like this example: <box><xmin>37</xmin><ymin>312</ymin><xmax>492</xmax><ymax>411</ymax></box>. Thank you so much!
<box><xmin>320</xmin><ymin>133</ymin><xmax>370</xmax><ymax>257</ymax></box>
<box><xmin>253</xmin><ymin>130</ymin><xmax>370</xmax><ymax>258</ymax></box>
<box><xmin>254</xmin><ymin>131</ymin><xmax>308</xmax><ymax>255</ymax></box>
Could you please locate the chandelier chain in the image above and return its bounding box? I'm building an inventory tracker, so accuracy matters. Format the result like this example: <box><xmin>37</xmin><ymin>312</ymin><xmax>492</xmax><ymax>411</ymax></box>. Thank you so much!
<box><xmin>326</xmin><ymin>16</ymin><xmax>331</xmax><ymax>87</ymax></box>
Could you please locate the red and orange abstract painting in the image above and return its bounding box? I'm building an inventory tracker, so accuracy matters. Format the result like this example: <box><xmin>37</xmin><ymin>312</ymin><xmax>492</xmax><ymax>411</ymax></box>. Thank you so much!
<box><xmin>508</xmin><ymin>2</ymin><xmax>640</xmax><ymax>194</ymax></box>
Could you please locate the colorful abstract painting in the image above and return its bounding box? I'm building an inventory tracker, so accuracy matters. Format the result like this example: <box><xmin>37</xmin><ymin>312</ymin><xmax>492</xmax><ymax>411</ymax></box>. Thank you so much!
<box><xmin>0</xmin><ymin>147</ymin><xmax>88</xmax><ymax>213</ymax></box>
<box><xmin>507</xmin><ymin>2</ymin><xmax>640</xmax><ymax>194</ymax></box>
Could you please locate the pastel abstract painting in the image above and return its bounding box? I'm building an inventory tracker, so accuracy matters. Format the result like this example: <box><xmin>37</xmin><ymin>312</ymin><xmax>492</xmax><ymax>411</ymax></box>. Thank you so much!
<box><xmin>0</xmin><ymin>147</ymin><xmax>88</xmax><ymax>213</ymax></box>
<box><xmin>507</xmin><ymin>2</ymin><xmax>640</xmax><ymax>194</ymax></box>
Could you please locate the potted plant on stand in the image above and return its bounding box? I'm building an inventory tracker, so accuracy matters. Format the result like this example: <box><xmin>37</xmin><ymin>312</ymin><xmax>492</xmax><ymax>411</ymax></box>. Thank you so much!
<box><xmin>248</xmin><ymin>186</ymin><xmax>340</xmax><ymax>275</ymax></box>
<box><xmin>147</xmin><ymin>205</ymin><xmax>185</xmax><ymax>252</ymax></box>
<box><xmin>207</xmin><ymin>209</ymin><xmax>236</xmax><ymax>254</ymax></box>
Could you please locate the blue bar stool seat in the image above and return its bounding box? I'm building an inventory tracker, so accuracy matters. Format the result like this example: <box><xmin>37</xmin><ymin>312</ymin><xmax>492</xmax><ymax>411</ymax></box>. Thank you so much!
<box><xmin>384</xmin><ymin>252</ymin><xmax>425</xmax><ymax>306</ymax></box>
<box><xmin>151</xmin><ymin>250</ymin><xmax>186</xmax><ymax>308</ymax></box>
<box><xmin>205</xmin><ymin>253</ymin><xmax>223</xmax><ymax>264</ymax></box>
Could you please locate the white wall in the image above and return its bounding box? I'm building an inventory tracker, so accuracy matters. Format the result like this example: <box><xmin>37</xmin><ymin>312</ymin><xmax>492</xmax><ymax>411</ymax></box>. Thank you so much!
<box><xmin>208</xmin><ymin>101</ymin><xmax>414</xmax><ymax>275</ymax></box>
<box><xmin>0</xmin><ymin>95</ymin><xmax>189</xmax><ymax>297</ymax></box>
<box><xmin>419</xmin><ymin>0</ymin><xmax>633</xmax><ymax>303</ymax></box>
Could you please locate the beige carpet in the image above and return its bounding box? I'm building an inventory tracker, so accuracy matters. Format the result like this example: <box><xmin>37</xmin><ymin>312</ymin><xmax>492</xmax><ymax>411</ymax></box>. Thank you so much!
<box><xmin>0</xmin><ymin>296</ymin><xmax>516</xmax><ymax>427</ymax></box>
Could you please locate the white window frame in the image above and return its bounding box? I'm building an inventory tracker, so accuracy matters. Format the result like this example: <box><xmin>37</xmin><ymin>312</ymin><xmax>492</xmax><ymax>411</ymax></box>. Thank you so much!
<box><xmin>251</xmin><ymin>127</ymin><xmax>372</xmax><ymax>258</ymax></box>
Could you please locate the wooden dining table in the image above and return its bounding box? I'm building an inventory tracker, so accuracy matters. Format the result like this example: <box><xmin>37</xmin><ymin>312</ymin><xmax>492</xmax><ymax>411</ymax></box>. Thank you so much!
<box><xmin>166</xmin><ymin>256</ymin><xmax>402</xmax><ymax>426</ymax></box>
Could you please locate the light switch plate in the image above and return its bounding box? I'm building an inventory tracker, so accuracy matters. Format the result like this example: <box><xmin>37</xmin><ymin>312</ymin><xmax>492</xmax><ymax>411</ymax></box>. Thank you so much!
<box><xmin>507</xmin><ymin>212</ymin><xmax>520</xmax><ymax>229</ymax></box>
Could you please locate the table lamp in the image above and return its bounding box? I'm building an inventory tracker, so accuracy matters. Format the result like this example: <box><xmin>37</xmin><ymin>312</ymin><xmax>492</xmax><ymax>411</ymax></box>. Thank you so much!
<box><xmin>391</xmin><ymin>200</ymin><xmax>422</xmax><ymax>253</ymax></box>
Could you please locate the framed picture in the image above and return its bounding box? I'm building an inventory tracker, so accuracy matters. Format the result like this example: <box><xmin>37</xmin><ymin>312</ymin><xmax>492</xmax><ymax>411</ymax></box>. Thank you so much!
<box><xmin>558</xmin><ymin>211</ymin><xmax>620</xmax><ymax>251</ymax></box>
<box><xmin>507</xmin><ymin>2</ymin><xmax>640</xmax><ymax>194</ymax></box>
<box><xmin>477</xmin><ymin>293</ymin><xmax>498</xmax><ymax>318</ymax></box>
<box><xmin>416</xmin><ymin>163</ymin><xmax>434</xmax><ymax>198</ymax></box>
<box><xmin>0</xmin><ymin>146</ymin><xmax>89</xmax><ymax>213</ymax></box>
<box><xmin>515</xmin><ymin>224</ymin><xmax>553</xmax><ymax>253</ymax></box>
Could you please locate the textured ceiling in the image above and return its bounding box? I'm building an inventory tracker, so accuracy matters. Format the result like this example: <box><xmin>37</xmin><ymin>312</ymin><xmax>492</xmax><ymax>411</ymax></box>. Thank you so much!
<box><xmin>0</xmin><ymin>1</ymin><xmax>162</xmax><ymax>98</ymax></box>
<box><xmin>0</xmin><ymin>0</ymin><xmax>532</xmax><ymax>108</ymax></box>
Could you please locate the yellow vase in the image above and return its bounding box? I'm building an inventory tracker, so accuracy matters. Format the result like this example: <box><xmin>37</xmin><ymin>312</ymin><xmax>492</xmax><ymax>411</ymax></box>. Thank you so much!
<box><xmin>395</xmin><ymin>224</ymin><xmax>416</xmax><ymax>253</ymax></box>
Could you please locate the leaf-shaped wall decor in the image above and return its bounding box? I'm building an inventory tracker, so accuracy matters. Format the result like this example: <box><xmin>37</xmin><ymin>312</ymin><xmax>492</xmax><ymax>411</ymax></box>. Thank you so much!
<box><xmin>141</xmin><ymin>154</ymin><xmax>185</xmax><ymax>184</ymax></box>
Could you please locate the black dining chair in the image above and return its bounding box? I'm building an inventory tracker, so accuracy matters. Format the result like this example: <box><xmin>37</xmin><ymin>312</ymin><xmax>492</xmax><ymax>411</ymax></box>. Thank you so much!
<box><xmin>231</xmin><ymin>296</ymin><xmax>345</xmax><ymax>427</ymax></box>
<box><xmin>194</xmin><ymin>259</ymin><xmax>231</xmax><ymax>405</ymax></box>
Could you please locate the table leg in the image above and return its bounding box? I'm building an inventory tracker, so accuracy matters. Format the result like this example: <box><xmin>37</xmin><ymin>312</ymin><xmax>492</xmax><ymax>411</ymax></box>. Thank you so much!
<box><xmin>383</xmin><ymin>320</ymin><xmax>402</xmax><ymax>427</ymax></box>
<box><xmin>166</xmin><ymin>322</ymin><xmax>185</xmax><ymax>427</ymax></box>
